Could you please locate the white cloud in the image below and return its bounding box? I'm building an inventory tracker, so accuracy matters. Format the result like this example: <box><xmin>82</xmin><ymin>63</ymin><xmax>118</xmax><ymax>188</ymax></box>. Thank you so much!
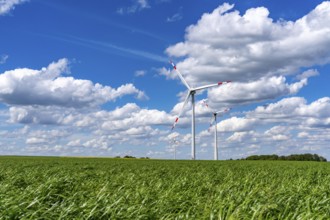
<box><xmin>194</xmin><ymin>96</ymin><xmax>330</xmax><ymax>157</ymax></box>
<box><xmin>8</xmin><ymin>102</ymin><xmax>175</xmax><ymax>142</ymax></box>
<box><xmin>217</xmin><ymin>117</ymin><xmax>258</xmax><ymax>132</ymax></box>
<box><xmin>101</xmin><ymin>103</ymin><xmax>174</xmax><ymax>131</ymax></box>
<box><xmin>252</xmin><ymin>97</ymin><xmax>306</xmax><ymax>119</ymax></box>
<box><xmin>227</xmin><ymin>131</ymin><xmax>256</xmax><ymax>143</ymax></box>
<box><xmin>3</xmin><ymin>96</ymin><xmax>330</xmax><ymax>159</ymax></box>
<box><xmin>296</xmin><ymin>69</ymin><xmax>319</xmax><ymax>80</ymax></box>
<box><xmin>297</xmin><ymin>131</ymin><xmax>309</xmax><ymax>138</ymax></box>
<box><xmin>8</xmin><ymin>106</ymin><xmax>71</xmax><ymax>124</ymax></box>
<box><xmin>26</xmin><ymin>137</ymin><xmax>47</xmax><ymax>145</ymax></box>
<box><xmin>0</xmin><ymin>0</ymin><xmax>27</xmax><ymax>15</ymax></box>
<box><xmin>83</xmin><ymin>136</ymin><xmax>112</xmax><ymax>150</ymax></box>
<box><xmin>272</xmin><ymin>134</ymin><xmax>290</xmax><ymax>141</ymax></box>
<box><xmin>24</xmin><ymin>129</ymin><xmax>69</xmax><ymax>148</ymax></box>
<box><xmin>208</xmin><ymin>76</ymin><xmax>308</xmax><ymax>105</ymax></box>
<box><xmin>0</xmin><ymin>58</ymin><xmax>148</xmax><ymax>108</ymax></box>
<box><xmin>134</xmin><ymin>70</ymin><xmax>146</xmax><ymax>77</ymax></box>
<box><xmin>165</xmin><ymin>2</ymin><xmax>330</xmax><ymax>104</ymax></box>
<box><xmin>250</xmin><ymin>97</ymin><xmax>330</xmax><ymax>126</ymax></box>
<box><xmin>264</xmin><ymin>126</ymin><xmax>291</xmax><ymax>141</ymax></box>
<box><xmin>67</xmin><ymin>139</ymin><xmax>81</xmax><ymax>147</ymax></box>
<box><xmin>296</xmin><ymin>97</ymin><xmax>330</xmax><ymax>118</ymax></box>
<box><xmin>3</xmin><ymin>98</ymin><xmax>179</xmax><ymax>156</ymax></box>
<box><xmin>264</xmin><ymin>126</ymin><xmax>288</xmax><ymax>136</ymax></box>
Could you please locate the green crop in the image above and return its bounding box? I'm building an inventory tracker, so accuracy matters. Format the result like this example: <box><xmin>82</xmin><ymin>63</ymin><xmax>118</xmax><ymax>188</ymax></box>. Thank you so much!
<box><xmin>0</xmin><ymin>156</ymin><xmax>330</xmax><ymax>219</ymax></box>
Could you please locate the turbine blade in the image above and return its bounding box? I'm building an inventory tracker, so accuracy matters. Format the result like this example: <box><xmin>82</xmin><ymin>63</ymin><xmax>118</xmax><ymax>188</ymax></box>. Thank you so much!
<box><xmin>169</xmin><ymin>60</ymin><xmax>191</xmax><ymax>90</ymax></box>
<box><xmin>194</xmin><ymin>81</ymin><xmax>231</xmax><ymax>91</ymax></box>
<box><xmin>208</xmin><ymin>115</ymin><xmax>216</xmax><ymax>132</ymax></box>
<box><xmin>216</xmin><ymin>107</ymin><xmax>231</xmax><ymax>115</ymax></box>
<box><xmin>202</xmin><ymin>99</ymin><xmax>209</xmax><ymax>108</ymax></box>
<box><xmin>171</xmin><ymin>91</ymin><xmax>191</xmax><ymax>130</ymax></box>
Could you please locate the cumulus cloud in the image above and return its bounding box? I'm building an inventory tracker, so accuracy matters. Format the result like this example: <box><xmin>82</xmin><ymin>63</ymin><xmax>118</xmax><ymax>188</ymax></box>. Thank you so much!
<box><xmin>4</xmin><ymin>100</ymin><xmax>176</xmax><ymax>156</ymax></box>
<box><xmin>26</xmin><ymin>137</ymin><xmax>47</xmax><ymax>145</ymax></box>
<box><xmin>8</xmin><ymin>102</ymin><xmax>175</xmax><ymax>141</ymax></box>
<box><xmin>6</xmin><ymin>106</ymin><xmax>74</xmax><ymax>125</ymax></box>
<box><xmin>101</xmin><ymin>103</ymin><xmax>173</xmax><ymax>131</ymax></box>
<box><xmin>4</xmin><ymin>95</ymin><xmax>330</xmax><ymax>159</ymax></box>
<box><xmin>227</xmin><ymin>131</ymin><xmax>257</xmax><ymax>143</ymax></box>
<box><xmin>165</xmin><ymin>2</ymin><xmax>330</xmax><ymax>104</ymax></box>
<box><xmin>24</xmin><ymin>129</ymin><xmax>69</xmax><ymax>149</ymax></box>
<box><xmin>212</xmin><ymin>96</ymin><xmax>330</xmax><ymax>136</ymax></box>
<box><xmin>208</xmin><ymin>76</ymin><xmax>307</xmax><ymax>105</ymax></box>
<box><xmin>217</xmin><ymin>117</ymin><xmax>258</xmax><ymax>132</ymax></box>
<box><xmin>83</xmin><ymin>136</ymin><xmax>112</xmax><ymax>150</ymax></box>
<box><xmin>167</xmin><ymin>2</ymin><xmax>330</xmax><ymax>81</ymax></box>
<box><xmin>0</xmin><ymin>0</ymin><xmax>27</xmax><ymax>15</ymax></box>
<box><xmin>192</xmin><ymin>96</ymin><xmax>330</xmax><ymax>159</ymax></box>
<box><xmin>264</xmin><ymin>126</ymin><xmax>291</xmax><ymax>141</ymax></box>
<box><xmin>0</xmin><ymin>58</ymin><xmax>148</xmax><ymax>108</ymax></box>
<box><xmin>209</xmin><ymin>96</ymin><xmax>330</xmax><ymax>157</ymax></box>
<box><xmin>250</xmin><ymin>97</ymin><xmax>330</xmax><ymax>126</ymax></box>
<box><xmin>67</xmin><ymin>139</ymin><xmax>81</xmax><ymax>147</ymax></box>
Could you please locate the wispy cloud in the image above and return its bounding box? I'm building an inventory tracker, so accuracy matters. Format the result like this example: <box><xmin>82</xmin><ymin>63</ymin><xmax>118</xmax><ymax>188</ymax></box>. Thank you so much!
<box><xmin>167</xmin><ymin>12</ymin><xmax>183</xmax><ymax>22</ymax></box>
<box><xmin>134</xmin><ymin>70</ymin><xmax>146</xmax><ymax>77</ymax></box>
<box><xmin>84</xmin><ymin>38</ymin><xmax>167</xmax><ymax>62</ymax></box>
<box><xmin>38</xmin><ymin>1</ymin><xmax>167</xmax><ymax>43</ymax></box>
<box><xmin>48</xmin><ymin>34</ymin><xmax>167</xmax><ymax>63</ymax></box>
<box><xmin>117</xmin><ymin>0</ymin><xmax>150</xmax><ymax>15</ymax></box>
<box><xmin>0</xmin><ymin>54</ymin><xmax>8</xmax><ymax>64</ymax></box>
<box><xmin>0</xmin><ymin>0</ymin><xmax>27</xmax><ymax>15</ymax></box>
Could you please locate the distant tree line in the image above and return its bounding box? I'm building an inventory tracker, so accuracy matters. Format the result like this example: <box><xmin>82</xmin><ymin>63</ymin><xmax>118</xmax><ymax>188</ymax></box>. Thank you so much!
<box><xmin>244</xmin><ymin>154</ymin><xmax>327</xmax><ymax>162</ymax></box>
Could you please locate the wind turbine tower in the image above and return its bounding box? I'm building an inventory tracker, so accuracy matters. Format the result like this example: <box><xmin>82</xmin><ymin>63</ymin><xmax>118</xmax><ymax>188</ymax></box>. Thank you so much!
<box><xmin>169</xmin><ymin>61</ymin><xmax>231</xmax><ymax>160</ymax></box>
<box><xmin>210</xmin><ymin>108</ymin><xmax>230</xmax><ymax>160</ymax></box>
<box><xmin>170</xmin><ymin>138</ymin><xmax>179</xmax><ymax>160</ymax></box>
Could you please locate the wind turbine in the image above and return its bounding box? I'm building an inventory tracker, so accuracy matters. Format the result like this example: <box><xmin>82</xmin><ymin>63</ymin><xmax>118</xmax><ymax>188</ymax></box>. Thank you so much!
<box><xmin>169</xmin><ymin>61</ymin><xmax>231</xmax><ymax>160</ymax></box>
<box><xmin>208</xmin><ymin>108</ymin><xmax>231</xmax><ymax>160</ymax></box>
<box><xmin>170</xmin><ymin>138</ymin><xmax>179</xmax><ymax>160</ymax></box>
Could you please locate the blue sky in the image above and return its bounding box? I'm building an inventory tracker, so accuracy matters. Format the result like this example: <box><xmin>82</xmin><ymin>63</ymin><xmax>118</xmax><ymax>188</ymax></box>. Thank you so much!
<box><xmin>0</xmin><ymin>0</ymin><xmax>330</xmax><ymax>160</ymax></box>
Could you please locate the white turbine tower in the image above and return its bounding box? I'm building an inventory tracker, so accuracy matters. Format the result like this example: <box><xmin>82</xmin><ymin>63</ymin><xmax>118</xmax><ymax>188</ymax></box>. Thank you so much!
<box><xmin>170</xmin><ymin>61</ymin><xmax>231</xmax><ymax>160</ymax></box>
<box><xmin>208</xmin><ymin>108</ymin><xmax>231</xmax><ymax>160</ymax></box>
<box><xmin>171</xmin><ymin>138</ymin><xmax>179</xmax><ymax>160</ymax></box>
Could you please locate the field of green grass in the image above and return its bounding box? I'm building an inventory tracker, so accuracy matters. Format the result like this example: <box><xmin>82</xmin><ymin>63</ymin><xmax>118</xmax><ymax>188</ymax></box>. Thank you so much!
<box><xmin>0</xmin><ymin>156</ymin><xmax>329</xmax><ymax>219</ymax></box>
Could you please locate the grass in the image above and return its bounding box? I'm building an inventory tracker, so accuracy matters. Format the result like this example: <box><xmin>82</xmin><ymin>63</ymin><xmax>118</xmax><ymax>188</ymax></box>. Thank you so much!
<box><xmin>0</xmin><ymin>156</ymin><xmax>330</xmax><ymax>219</ymax></box>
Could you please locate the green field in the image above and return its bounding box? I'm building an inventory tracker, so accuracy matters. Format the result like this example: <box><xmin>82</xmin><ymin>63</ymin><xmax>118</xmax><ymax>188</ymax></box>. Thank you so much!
<box><xmin>0</xmin><ymin>157</ymin><xmax>329</xmax><ymax>219</ymax></box>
